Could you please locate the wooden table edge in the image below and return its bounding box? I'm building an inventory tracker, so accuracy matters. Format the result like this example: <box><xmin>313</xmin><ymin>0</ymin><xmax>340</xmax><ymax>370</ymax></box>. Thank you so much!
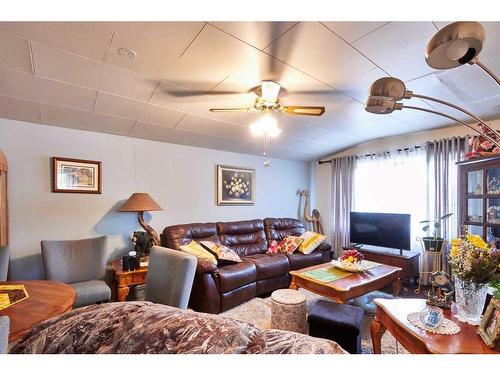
<box><xmin>2</xmin><ymin>280</ymin><xmax>77</xmax><ymax>342</ymax></box>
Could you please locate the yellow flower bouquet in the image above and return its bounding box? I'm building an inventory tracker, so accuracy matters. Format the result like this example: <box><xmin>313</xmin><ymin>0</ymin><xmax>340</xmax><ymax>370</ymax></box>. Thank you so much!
<box><xmin>449</xmin><ymin>234</ymin><xmax>499</xmax><ymax>285</ymax></box>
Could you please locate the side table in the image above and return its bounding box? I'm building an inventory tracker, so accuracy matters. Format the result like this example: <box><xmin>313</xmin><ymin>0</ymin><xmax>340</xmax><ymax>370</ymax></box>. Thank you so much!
<box><xmin>111</xmin><ymin>259</ymin><xmax>148</xmax><ymax>302</ymax></box>
<box><xmin>370</xmin><ymin>298</ymin><xmax>498</xmax><ymax>354</ymax></box>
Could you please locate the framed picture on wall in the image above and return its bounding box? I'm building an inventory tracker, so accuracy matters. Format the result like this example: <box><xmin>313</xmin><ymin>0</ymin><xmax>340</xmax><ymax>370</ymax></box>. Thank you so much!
<box><xmin>217</xmin><ymin>165</ymin><xmax>255</xmax><ymax>205</ymax></box>
<box><xmin>52</xmin><ymin>157</ymin><xmax>102</xmax><ymax>194</ymax></box>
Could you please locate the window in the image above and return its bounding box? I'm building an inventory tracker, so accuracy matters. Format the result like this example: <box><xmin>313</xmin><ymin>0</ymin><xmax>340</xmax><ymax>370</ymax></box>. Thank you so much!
<box><xmin>352</xmin><ymin>148</ymin><xmax>428</xmax><ymax>251</ymax></box>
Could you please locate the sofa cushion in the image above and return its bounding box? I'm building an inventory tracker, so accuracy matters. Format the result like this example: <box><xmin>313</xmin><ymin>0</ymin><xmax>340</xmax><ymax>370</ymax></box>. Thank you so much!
<box><xmin>298</xmin><ymin>231</ymin><xmax>327</xmax><ymax>254</ymax></box>
<box><xmin>217</xmin><ymin>260</ymin><xmax>257</xmax><ymax>293</ymax></box>
<box><xmin>71</xmin><ymin>280</ymin><xmax>111</xmax><ymax>308</ymax></box>
<box><xmin>286</xmin><ymin>251</ymin><xmax>324</xmax><ymax>271</ymax></box>
<box><xmin>264</xmin><ymin>218</ymin><xmax>306</xmax><ymax>242</ymax></box>
<box><xmin>179</xmin><ymin>241</ymin><xmax>217</xmax><ymax>266</ymax></box>
<box><xmin>244</xmin><ymin>253</ymin><xmax>290</xmax><ymax>280</ymax></box>
<box><xmin>162</xmin><ymin>223</ymin><xmax>219</xmax><ymax>250</ymax></box>
<box><xmin>199</xmin><ymin>241</ymin><xmax>242</xmax><ymax>265</ymax></box>
<box><xmin>217</xmin><ymin>219</ymin><xmax>268</xmax><ymax>257</ymax></box>
<box><xmin>276</xmin><ymin>236</ymin><xmax>303</xmax><ymax>254</ymax></box>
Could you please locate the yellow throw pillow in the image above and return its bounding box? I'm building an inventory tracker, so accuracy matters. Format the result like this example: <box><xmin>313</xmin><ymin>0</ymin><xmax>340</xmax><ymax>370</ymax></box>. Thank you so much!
<box><xmin>179</xmin><ymin>240</ymin><xmax>217</xmax><ymax>265</ymax></box>
<box><xmin>298</xmin><ymin>231</ymin><xmax>326</xmax><ymax>254</ymax></box>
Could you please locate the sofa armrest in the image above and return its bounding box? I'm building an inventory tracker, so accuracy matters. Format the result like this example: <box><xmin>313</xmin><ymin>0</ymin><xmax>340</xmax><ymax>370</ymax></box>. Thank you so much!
<box><xmin>196</xmin><ymin>260</ymin><xmax>218</xmax><ymax>274</ymax></box>
<box><xmin>316</xmin><ymin>242</ymin><xmax>332</xmax><ymax>253</ymax></box>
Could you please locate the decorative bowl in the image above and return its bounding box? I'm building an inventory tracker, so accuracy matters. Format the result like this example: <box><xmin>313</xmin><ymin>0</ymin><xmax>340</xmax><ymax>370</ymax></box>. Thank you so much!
<box><xmin>330</xmin><ymin>259</ymin><xmax>371</xmax><ymax>272</ymax></box>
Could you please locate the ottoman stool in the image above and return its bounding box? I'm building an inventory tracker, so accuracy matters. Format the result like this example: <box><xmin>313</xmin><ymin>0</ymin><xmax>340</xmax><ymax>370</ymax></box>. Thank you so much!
<box><xmin>307</xmin><ymin>299</ymin><xmax>364</xmax><ymax>354</ymax></box>
<box><xmin>271</xmin><ymin>289</ymin><xmax>307</xmax><ymax>334</ymax></box>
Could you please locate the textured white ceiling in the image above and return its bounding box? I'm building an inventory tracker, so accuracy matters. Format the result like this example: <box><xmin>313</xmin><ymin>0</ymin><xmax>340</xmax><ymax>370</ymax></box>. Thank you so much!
<box><xmin>0</xmin><ymin>21</ymin><xmax>498</xmax><ymax>161</ymax></box>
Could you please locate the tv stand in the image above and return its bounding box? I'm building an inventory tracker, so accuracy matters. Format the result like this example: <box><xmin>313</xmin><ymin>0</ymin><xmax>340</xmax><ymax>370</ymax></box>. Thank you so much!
<box><xmin>358</xmin><ymin>248</ymin><xmax>420</xmax><ymax>285</ymax></box>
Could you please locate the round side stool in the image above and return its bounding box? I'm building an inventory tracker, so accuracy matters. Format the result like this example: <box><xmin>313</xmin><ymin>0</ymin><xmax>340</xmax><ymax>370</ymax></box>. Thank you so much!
<box><xmin>271</xmin><ymin>289</ymin><xmax>307</xmax><ymax>334</ymax></box>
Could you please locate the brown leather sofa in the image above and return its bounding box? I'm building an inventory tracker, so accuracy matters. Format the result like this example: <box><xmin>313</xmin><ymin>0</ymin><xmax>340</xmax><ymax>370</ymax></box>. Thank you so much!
<box><xmin>161</xmin><ymin>217</ymin><xmax>333</xmax><ymax>314</ymax></box>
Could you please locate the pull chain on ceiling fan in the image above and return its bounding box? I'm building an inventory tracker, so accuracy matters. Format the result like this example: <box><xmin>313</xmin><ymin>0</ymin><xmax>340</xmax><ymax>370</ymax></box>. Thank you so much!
<box><xmin>209</xmin><ymin>80</ymin><xmax>326</xmax><ymax>166</ymax></box>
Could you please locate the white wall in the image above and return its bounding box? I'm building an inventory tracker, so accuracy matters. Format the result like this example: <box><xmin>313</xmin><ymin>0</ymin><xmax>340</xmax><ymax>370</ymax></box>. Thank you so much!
<box><xmin>315</xmin><ymin>120</ymin><xmax>500</xmax><ymax>241</ymax></box>
<box><xmin>0</xmin><ymin>118</ymin><xmax>311</xmax><ymax>280</ymax></box>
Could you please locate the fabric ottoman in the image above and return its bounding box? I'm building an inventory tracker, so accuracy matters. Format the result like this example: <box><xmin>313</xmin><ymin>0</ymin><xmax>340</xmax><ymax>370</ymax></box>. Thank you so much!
<box><xmin>271</xmin><ymin>289</ymin><xmax>307</xmax><ymax>334</ymax></box>
<box><xmin>307</xmin><ymin>299</ymin><xmax>364</xmax><ymax>354</ymax></box>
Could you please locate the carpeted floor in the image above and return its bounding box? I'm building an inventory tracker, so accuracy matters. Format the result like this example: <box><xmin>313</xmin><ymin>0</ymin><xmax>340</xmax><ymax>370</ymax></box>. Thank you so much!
<box><xmin>220</xmin><ymin>288</ymin><xmax>409</xmax><ymax>354</ymax></box>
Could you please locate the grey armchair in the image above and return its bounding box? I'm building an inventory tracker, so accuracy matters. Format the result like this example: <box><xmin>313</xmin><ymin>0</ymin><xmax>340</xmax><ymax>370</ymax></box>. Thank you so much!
<box><xmin>41</xmin><ymin>236</ymin><xmax>111</xmax><ymax>308</ymax></box>
<box><xmin>0</xmin><ymin>246</ymin><xmax>9</xmax><ymax>281</ymax></box>
<box><xmin>0</xmin><ymin>316</ymin><xmax>9</xmax><ymax>354</ymax></box>
<box><xmin>145</xmin><ymin>246</ymin><xmax>196</xmax><ymax>309</ymax></box>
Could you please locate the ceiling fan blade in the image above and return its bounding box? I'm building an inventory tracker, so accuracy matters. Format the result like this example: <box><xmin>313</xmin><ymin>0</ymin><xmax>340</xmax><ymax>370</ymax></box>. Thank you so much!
<box><xmin>209</xmin><ymin>107</ymin><xmax>252</xmax><ymax>113</ymax></box>
<box><xmin>283</xmin><ymin>106</ymin><xmax>326</xmax><ymax>116</ymax></box>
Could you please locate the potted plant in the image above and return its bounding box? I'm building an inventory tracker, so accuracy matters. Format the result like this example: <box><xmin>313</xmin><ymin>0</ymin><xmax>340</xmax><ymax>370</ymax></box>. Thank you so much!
<box><xmin>419</xmin><ymin>213</ymin><xmax>453</xmax><ymax>252</ymax></box>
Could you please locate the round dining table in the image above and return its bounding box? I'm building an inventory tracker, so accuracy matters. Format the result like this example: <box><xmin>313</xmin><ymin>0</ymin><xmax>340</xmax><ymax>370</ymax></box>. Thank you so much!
<box><xmin>0</xmin><ymin>280</ymin><xmax>76</xmax><ymax>342</ymax></box>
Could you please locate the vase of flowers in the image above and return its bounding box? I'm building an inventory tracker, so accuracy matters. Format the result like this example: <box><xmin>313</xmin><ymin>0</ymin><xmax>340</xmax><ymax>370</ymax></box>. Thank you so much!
<box><xmin>449</xmin><ymin>234</ymin><xmax>499</xmax><ymax>324</ymax></box>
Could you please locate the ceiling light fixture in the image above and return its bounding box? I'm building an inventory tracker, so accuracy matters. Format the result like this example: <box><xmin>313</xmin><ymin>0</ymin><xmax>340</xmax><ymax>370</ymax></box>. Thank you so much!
<box><xmin>250</xmin><ymin>113</ymin><xmax>282</xmax><ymax>167</ymax></box>
<box><xmin>117</xmin><ymin>47</ymin><xmax>137</xmax><ymax>59</ymax></box>
<box><xmin>425</xmin><ymin>22</ymin><xmax>499</xmax><ymax>85</ymax></box>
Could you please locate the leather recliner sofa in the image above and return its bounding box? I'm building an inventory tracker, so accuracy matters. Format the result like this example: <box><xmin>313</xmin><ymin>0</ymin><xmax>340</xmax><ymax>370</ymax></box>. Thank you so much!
<box><xmin>161</xmin><ymin>217</ymin><xmax>333</xmax><ymax>314</ymax></box>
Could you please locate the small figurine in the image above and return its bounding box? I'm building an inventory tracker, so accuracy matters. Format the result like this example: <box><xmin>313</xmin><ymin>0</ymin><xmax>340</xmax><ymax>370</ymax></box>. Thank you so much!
<box><xmin>132</xmin><ymin>231</ymin><xmax>153</xmax><ymax>260</ymax></box>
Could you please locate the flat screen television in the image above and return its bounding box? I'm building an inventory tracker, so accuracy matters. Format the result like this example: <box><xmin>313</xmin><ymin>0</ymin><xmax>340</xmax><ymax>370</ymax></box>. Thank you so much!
<box><xmin>350</xmin><ymin>212</ymin><xmax>411</xmax><ymax>251</ymax></box>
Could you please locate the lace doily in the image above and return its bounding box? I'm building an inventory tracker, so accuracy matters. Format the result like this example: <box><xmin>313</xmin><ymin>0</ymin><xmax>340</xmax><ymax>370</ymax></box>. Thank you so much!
<box><xmin>407</xmin><ymin>312</ymin><xmax>461</xmax><ymax>335</ymax></box>
<box><xmin>453</xmin><ymin>314</ymin><xmax>480</xmax><ymax>326</ymax></box>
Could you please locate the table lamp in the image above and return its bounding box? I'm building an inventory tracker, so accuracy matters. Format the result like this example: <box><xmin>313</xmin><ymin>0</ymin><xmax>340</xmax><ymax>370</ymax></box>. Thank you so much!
<box><xmin>119</xmin><ymin>193</ymin><xmax>163</xmax><ymax>246</ymax></box>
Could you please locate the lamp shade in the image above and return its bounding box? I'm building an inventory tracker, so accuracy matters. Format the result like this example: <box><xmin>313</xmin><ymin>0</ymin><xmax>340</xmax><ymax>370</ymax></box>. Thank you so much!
<box><xmin>119</xmin><ymin>193</ymin><xmax>163</xmax><ymax>212</ymax></box>
<box><xmin>365</xmin><ymin>96</ymin><xmax>401</xmax><ymax>114</ymax></box>
<box><xmin>368</xmin><ymin>77</ymin><xmax>410</xmax><ymax>101</ymax></box>
<box><xmin>426</xmin><ymin>21</ymin><xmax>485</xmax><ymax>69</ymax></box>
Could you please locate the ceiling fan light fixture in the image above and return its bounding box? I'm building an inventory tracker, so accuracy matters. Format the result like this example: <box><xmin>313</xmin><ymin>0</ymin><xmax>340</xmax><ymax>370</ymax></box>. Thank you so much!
<box><xmin>425</xmin><ymin>21</ymin><xmax>485</xmax><ymax>69</ymax></box>
<box><xmin>260</xmin><ymin>81</ymin><xmax>281</xmax><ymax>104</ymax></box>
<box><xmin>249</xmin><ymin>114</ymin><xmax>281</xmax><ymax>138</ymax></box>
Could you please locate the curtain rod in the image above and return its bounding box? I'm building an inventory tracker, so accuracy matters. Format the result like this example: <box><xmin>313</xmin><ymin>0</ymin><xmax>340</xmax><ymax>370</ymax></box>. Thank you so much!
<box><xmin>318</xmin><ymin>145</ymin><xmax>423</xmax><ymax>164</ymax></box>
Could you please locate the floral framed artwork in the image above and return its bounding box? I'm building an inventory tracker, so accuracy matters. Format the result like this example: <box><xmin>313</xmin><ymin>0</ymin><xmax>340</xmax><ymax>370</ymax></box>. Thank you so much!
<box><xmin>52</xmin><ymin>157</ymin><xmax>102</xmax><ymax>194</ymax></box>
<box><xmin>217</xmin><ymin>165</ymin><xmax>255</xmax><ymax>205</ymax></box>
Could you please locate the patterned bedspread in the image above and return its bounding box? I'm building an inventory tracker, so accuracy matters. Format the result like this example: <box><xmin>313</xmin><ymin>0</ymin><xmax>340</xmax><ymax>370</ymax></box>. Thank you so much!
<box><xmin>10</xmin><ymin>301</ymin><xmax>346</xmax><ymax>354</ymax></box>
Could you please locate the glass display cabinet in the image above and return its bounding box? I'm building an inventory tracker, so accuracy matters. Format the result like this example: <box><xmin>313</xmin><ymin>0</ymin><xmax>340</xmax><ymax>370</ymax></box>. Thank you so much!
<box><xmin>458</xmin><ymin>156</ymin><xmax>500</xmax><ymax>246</ymax></box>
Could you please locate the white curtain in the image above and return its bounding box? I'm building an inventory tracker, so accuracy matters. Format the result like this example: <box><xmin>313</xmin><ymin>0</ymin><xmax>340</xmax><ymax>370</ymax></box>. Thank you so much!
<box><xmin>426</xmin><ymin>137</ymin><xmax>466</xmax><ymax>273</ymax></box>
<box><xmin>352</xmin><ymin>147</ymin><xmax>428</xmax><ymax>252</ymax></box>
<box><xmin>330</xmin><ymin>156</ymin><xmax>355</xmax><ymax>257</ymax></box>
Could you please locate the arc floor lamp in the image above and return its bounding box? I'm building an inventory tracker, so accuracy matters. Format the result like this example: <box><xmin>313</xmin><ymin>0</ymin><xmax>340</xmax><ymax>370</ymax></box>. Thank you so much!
<box><xmin>365</xmin><ymin>21</ymin><xmax>499</xmax><ymax>144</ymax></box>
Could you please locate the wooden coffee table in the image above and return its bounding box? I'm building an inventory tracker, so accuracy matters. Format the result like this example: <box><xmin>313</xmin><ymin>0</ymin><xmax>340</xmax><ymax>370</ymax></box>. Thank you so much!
<box><xmin>371</xmin><ymin>298</ymin><xmax>498</xmax><ymax>354</ymax></box>
<box><xmin>0</xmin><ymin>280</ymin><xmax>76</xmax><ymax>342</ymax></box>
<box><xmin>289</xmin><ymin>262</ymin><xmax>401</xmax><ymax>303</ymax></box>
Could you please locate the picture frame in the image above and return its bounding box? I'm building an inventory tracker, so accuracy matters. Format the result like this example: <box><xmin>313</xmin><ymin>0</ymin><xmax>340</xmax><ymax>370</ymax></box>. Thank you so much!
<box><xmin>477</xmin><ymin>298</ymin><xmax>500</xmax><ymax>349</ymax></box>
<box><xmin>216</xmin><ymin>165</ymin><xmax>255</xmax><ymax>206</ymax></box>
<box><xmin>52</xmin><ymin>157</ymin><xmax>102</xmax><ymax>194</ymax></box>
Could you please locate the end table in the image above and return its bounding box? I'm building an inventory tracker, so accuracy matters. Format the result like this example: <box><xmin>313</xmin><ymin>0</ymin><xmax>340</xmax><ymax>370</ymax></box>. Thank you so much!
<box><xmin>111</xmin><ymin>259</ymin><xmax>148</xmax><ymax>302</ymax></box>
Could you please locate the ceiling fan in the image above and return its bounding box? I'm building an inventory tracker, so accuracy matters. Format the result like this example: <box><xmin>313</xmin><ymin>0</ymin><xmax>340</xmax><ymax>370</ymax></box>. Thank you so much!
<box><xmin>208</xmin><ymin>81</ymin><xmax>326</xmax><ymax>117</ymax></box>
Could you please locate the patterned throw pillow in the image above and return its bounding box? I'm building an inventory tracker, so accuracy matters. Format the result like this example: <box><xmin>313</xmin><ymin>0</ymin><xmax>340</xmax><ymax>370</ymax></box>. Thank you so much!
<box><xmin>298</xmin><ymin>231</ymin><xmax>327</xmax><ymax>254</ymax></box>
<box><xmin>179</xmin><ymin>241</ymin><xmax>217</xmax><ymax>265</ymax></box>
<box><xmin>276</xmin><ymin>236</ymin><xmax>304</xmax><ymax>254</ymax></box>
<box><xmin>199</xmin><ymin>241</ymin><xmax>242</xmax><ymax>265</ymax></box>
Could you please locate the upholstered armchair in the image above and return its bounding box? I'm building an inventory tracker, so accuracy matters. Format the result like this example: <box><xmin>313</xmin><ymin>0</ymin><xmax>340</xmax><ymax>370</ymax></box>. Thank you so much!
<box><xmin>41</xmin><ymin>236</ymin><xmax>111</xmax><ymax>308</ymax></box>
<box><xmin>0</xmin><ymin>315</ymin><xmax>9</xmax><ymax>354</ymax></box>
<box><xmin>0</xmin><ymin>246</ymin><xmax>9</xmax><ymax>281</ymax></box>
<box><xmin>145</xmin><ymin>246</ymin><xmax>197</xmax><ymax>309</ymax></box>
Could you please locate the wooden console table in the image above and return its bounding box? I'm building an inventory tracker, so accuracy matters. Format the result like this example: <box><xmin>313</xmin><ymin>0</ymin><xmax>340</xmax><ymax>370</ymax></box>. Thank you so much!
<box><xmin>359</xmin><ymin>248</ymin><xmax>419</xmax><ymax>284</ymax></box>
<box><xmin>111</xmin><ymin>259</ymin><xmax>148</xmax><ymax>302</ymax></box>
<box><xmin>371</xmin><ymin>298</ymin><xmax>498</xmax><ymax>354</ymax></box>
